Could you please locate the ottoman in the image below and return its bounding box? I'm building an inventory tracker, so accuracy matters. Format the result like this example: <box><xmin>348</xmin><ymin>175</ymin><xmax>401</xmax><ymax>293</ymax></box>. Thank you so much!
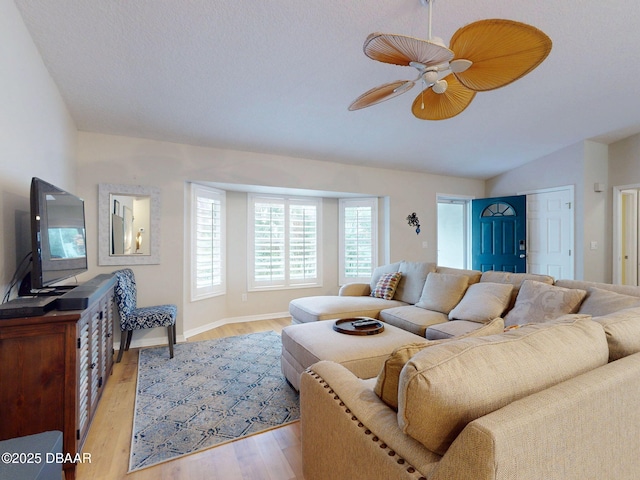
<box><xmin>281</xmin><ymin>320</ymin><xmax>424</xmax><ymax>390</ymax></box>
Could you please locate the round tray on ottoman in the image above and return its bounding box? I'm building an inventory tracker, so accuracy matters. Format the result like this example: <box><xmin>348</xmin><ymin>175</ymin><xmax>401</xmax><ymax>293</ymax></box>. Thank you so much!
<box><xmin>333</xmin><ymin>317</ymin><xmax>384</xmax><ymax>335</ymax></box>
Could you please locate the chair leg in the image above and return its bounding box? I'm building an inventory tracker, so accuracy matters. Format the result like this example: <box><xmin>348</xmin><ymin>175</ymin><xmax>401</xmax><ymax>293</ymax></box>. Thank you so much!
<box><xmin>172</xmin><ymin>323</ymin><xmax>177</xmax><ymax>344</ymax></box>
<box><xmin>167</xmin><ymin>325</ymin><xmax>175</xmax><ymax>359</ymax></box>
<box><xmin>125</xmin><ymin>330</ymin><xmax>133</xmax><ymax>350</ymax></box>
<box><xmin>116</xmin><ymin>330</ymin><xmax>128</xmax><ymax>363</ymax></box>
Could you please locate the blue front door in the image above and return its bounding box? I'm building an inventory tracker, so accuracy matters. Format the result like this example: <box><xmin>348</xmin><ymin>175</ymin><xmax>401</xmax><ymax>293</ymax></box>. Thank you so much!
<box><xmin>471</xmin><ymin>195</ymin><xmax>526</xmax><ymax>272</ymax></box>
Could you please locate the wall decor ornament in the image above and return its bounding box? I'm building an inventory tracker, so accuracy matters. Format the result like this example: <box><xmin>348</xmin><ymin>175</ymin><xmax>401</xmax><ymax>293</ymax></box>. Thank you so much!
<box><xmin>407</xmin><ymin>212</ymin><xmax>421</xmax><ymax>234</ymax></box>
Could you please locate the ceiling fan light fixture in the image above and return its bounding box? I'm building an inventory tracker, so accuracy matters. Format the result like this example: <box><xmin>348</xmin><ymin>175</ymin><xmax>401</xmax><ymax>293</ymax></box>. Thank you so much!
<box><xmin>432</xmin><ymin>79</ymin><xmax>448</xmax><ymax>94</ymax></box>
<box><xmin>423</xmin><ymin>69</ymin><xmax>439</xmax><ymax>84</ymax></box>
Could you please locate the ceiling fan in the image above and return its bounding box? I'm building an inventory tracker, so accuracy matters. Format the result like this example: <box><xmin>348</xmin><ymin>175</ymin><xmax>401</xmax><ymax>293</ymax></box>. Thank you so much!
<box><xmin>348</xmin><ymin>0</ymin><xmax>552</xmax><ymax>120</ymax></box>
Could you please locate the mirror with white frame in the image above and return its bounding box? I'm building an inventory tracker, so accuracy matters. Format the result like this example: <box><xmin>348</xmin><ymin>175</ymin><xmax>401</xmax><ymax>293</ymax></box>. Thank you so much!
<box><xmin>98</xmin><ymin>183</ymin><xmax>161</xmax><ymax>265</ymax></box>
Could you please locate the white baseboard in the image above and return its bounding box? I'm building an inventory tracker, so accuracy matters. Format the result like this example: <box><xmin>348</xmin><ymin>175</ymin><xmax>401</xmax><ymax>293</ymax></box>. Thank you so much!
<box><xmin>113</xmin><ymin>334</ymin><xmax>187</xmax><ymax>352</ymax></box>
<box><xmin>183</xmin><ymin>311</ymin><xmax>291</xmax><ymax>339</ymax></box>
<box><xmin>114</xmin><ymin>311</ymin><xmax>291</xmax><ymax>350</ymax></box>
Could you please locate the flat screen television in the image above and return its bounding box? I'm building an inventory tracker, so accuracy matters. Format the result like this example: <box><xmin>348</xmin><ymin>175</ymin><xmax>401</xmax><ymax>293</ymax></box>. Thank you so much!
<box><xmin>27</xmin><ymin>177</ymin><xmax>88</xmax><ymax>291</ymax></box>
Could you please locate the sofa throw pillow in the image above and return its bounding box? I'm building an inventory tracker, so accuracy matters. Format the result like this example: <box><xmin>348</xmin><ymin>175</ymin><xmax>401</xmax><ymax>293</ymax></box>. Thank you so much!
<box><xmin>370</xmin><ymin>272</ymin><xmax>402</xmax><ymax>300</ymax></box>
<box><xmin>369</xmin><ymin>262</ymin><xmax>402</xmax><ymax>293</ymax></box>
<box><xmin>397</xmin><ymin>317</ymin><xmax>608</xmax><ymax>456</ymax></box>
<box><xmin>578</xmin><ymin>287</ymin><xmax>640</xmax><ymax>317</ymax></box>
<box><xmin>504</xmin><ymin>280</ymin><xmax>587</xmax><ymax>327</ymax></box>
<box><xmin>480</xmin><ymin>270</ymin><xmax>555</xmax><ymax>310</ymax></box>
<box><xmin>373</xmin><ymin>317</ymin><xmax>505</xmax><ymax>410</ymax></box>
<box><xmin>415</xmin><ymin>272</ymin><xmax>469</xmax><ymax>314</ymax></box>
<box><xmin>592</xmin><ymin>306</ymin><xmax>640</xmax><ymax>361</ymax></box>
<box><xmin>448</xmin><ymin>282</ymin><xmax>513</xmax><ymax>323</ymax></box>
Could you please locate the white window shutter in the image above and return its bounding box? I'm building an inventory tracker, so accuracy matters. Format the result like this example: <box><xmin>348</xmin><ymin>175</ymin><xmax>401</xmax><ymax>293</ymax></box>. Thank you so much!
<box><xmin>249</xmin><ymin>194</ymin><xmax>321</xmax><ymax>290</ymax></box>
<box><xmin>339</xmin><ymin>198</ymin><xmax>377</xmax><ymax>285</ymax></box>
<box><xmin>191</xmin><ymin>184</ymin><xmax>226</xmax><ymax>300</ymax></box>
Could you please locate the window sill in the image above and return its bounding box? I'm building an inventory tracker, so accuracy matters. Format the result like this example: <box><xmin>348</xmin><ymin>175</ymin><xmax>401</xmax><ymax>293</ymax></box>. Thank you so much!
<box><xmin>248</xmin><ymin>283</ymin><xmax>323</xmax><ymax>293</ymax></box>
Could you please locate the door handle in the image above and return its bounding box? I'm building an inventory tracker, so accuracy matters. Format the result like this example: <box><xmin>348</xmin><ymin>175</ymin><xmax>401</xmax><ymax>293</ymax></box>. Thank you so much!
<box><xmin>519</xmin><ymin>254</ymin><xmax>526</xmax><ymax>259</ymax></box>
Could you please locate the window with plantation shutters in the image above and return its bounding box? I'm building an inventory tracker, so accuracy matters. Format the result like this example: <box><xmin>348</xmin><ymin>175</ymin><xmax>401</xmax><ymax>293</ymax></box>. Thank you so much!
<box><xmin>190</xmin><ymin>184</ymin><xmax>226</xmax><ymax>300</ymax></box>
<box><xmin>289</xmin><ymin>201</ymin><xmax>318</xmax><ymax>283</ymax></box>
<box><xmin>253</xmin><ymin>199</ymin><xmax>286</xmax><ymax>284</ymax></box>
<box><xmin>249</xmin><ymin>194</ymin><xmax>322</xmax><ymax>290</ymax></box>
<box><xmin>339</xmin><ymin>198</ymin><xmax>378</xmax><ymax>285</ymax></box>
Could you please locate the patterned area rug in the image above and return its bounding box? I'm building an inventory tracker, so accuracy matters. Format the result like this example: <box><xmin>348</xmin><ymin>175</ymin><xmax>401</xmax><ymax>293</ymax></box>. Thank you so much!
<box><xmin>129</xmin><ymin>331</ymin><xmax>299</xmax><ymax>472</ymax></box>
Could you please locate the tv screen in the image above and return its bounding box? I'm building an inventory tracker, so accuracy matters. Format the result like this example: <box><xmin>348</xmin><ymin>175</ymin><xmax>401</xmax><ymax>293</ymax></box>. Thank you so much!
<box><xmin>29</xmin><ymin>177</ymin><xmax>88</xmax><ymax>290</ymax></box>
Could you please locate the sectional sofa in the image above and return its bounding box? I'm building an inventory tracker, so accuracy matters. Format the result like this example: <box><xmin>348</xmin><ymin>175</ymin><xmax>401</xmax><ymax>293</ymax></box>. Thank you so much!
<box><xmin>287</xmin><ymin>261</ymin><xmax>640</xmax><ymax>479</ymax></box>
<box><xmin>289</xmin><ymin>261</ymin><xmax>640</xmax><ymax>338</ymax></box>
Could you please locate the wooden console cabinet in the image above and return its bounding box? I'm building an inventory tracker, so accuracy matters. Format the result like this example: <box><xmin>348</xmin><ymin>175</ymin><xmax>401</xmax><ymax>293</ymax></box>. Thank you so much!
<box><xmin>0</xmin><ymin>274</ymin><xmax>117</xmax><ymax>480</ymax></box>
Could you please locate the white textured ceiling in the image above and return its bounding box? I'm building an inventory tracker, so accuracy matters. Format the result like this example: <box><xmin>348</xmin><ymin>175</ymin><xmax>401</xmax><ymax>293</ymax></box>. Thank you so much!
<box><xmin>13</xmin><ymin>0</ymin><xmax>640</xmax><ymax>179</ymax></box>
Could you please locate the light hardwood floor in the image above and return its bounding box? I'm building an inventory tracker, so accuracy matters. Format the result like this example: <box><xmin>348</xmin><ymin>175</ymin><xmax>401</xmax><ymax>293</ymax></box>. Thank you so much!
<box><xmin>77</xmin><ymin>318</ymin><xmax>303</xmax><ymax>480</ymax></box>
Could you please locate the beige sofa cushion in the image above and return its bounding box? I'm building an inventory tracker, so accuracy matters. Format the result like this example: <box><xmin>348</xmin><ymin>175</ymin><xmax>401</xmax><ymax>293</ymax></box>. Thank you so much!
<box><xmin>289</xmin><ymin>295</ymin><xmax>407</xmax><ymax>323</ymax></box>
<box><xmin>374</xmin><ymin>317</ymin><xmax>505</xmax><ymax>410</ymax></box>
<box><xmin>504</xmin><ymin>280</ymin><xmax>587</xmax><ymax>327</ymax></box>
<box><xmin>555</xmin><ymin>278</ymin><xmax>640</xmax><ymax>297</ymax></box>
<box><xmin>397</xmin><ymin>316</ymin><xmax>608</xmax><ymax>456</ymax></box>
<box><xmin>480</xmin><ymin>270</ymin><xmax>554</xmax><ymax>286</ymax></box>
<box><xmin>415</xmin><ymin>272</ymin><xmax>469</xmax><ymax>313</ymax></box>
<box><xmin>593</xmin><ymin>306</ymin><xmax>640</xmax><ymax>361</ymax></box>
<box><xmin>435</xmin><ymin>266</ymin><xmax>482</xmax><ymax>285</ymax></box>
<box><xmin>378</xmin><ymin>306</ymin><xmax>448</xmax><ymax>336</ymax></box>
<box><xmin>395</xmin><ymin>261</ymin><xmax>437</xmax><ymax>304</ymax></box>
<box><xmin>448</xmin><ymin>282</ymin><xmax>513</xmax><ymax>323</ymax></box>
<box><xmin>578</xmin><ymin>287</ymin><xmax>640</xmax><ymax>317</ymax></box>
<box><xmin>425</xmin><ymin>319</ymin><xmax>490</xmax><ymax>340</ymax></box>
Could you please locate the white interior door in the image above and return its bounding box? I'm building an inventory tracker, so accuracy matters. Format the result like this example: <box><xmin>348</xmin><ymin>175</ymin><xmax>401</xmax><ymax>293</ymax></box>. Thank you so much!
<box><xmin>525</xmin><ymin>186</ymin><xmax>574</xmax><ymax>279</ymax></box>
<box><xmin>622</xmin><ymin>190</ymin><xmax>638</xmax><ymax>285</ymax></box>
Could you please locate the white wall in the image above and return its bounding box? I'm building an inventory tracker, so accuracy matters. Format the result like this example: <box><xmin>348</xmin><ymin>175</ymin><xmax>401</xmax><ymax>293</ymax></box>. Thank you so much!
<box><xmin>486</xmin><ymin>140</ymin><xmax>610</xmax><ymax>282</ymax></box>
<box><xmin>0</xmin><ymin>0</ymin><xmax>77</xmax><ymax>298</ymax></box>
<box><xmin>76</xmin><ymin>132</ymin><xmax>485</xmax><ymax>345</ymax></box>
<box><xmin>583</xmin><ymin>141</ymin><xmax>609</xmax><ymax>281</ymax></box>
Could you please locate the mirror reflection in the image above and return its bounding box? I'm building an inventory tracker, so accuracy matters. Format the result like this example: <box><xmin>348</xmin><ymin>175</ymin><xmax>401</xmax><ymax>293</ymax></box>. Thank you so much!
<box><xmin>110</xmin><ymin>194</ymin><xmax>151</xmax><ymax>255</ymax></box>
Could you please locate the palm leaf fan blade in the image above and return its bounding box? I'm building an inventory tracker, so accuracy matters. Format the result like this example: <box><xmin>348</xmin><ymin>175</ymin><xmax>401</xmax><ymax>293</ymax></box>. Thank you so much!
<box><xmin>349</xmin><ymin>81</ymin><xmax>415</xmax><ymax>110</ymax></box>
<box><xmin>364</xmin><ymin>33</ymin><xmax>454</xmax><ymax>67</ymax></box>
<box><xmin>450</xmin><ymin>19</ymin><xmax>552</xmax><ymax>91</ymax></box>
<box><xmin>411</xmin><ymin>74</ymin><xmax>476</xmax><ymax>120</ymax></box>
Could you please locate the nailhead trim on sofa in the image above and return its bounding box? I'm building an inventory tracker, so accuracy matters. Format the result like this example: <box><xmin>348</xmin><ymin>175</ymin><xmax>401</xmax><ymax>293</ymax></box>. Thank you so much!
<box><xmin>306</xmin><ymin>368</ymin><xmax>428</xmax><ymax>480</ymax></box>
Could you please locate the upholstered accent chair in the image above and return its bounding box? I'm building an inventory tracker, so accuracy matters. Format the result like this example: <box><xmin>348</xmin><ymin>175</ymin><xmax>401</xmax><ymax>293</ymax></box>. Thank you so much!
<box><xmin>114</xmin><ymin>268</ymin><xmax>177</xmax><ymax>362</ymax></box>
